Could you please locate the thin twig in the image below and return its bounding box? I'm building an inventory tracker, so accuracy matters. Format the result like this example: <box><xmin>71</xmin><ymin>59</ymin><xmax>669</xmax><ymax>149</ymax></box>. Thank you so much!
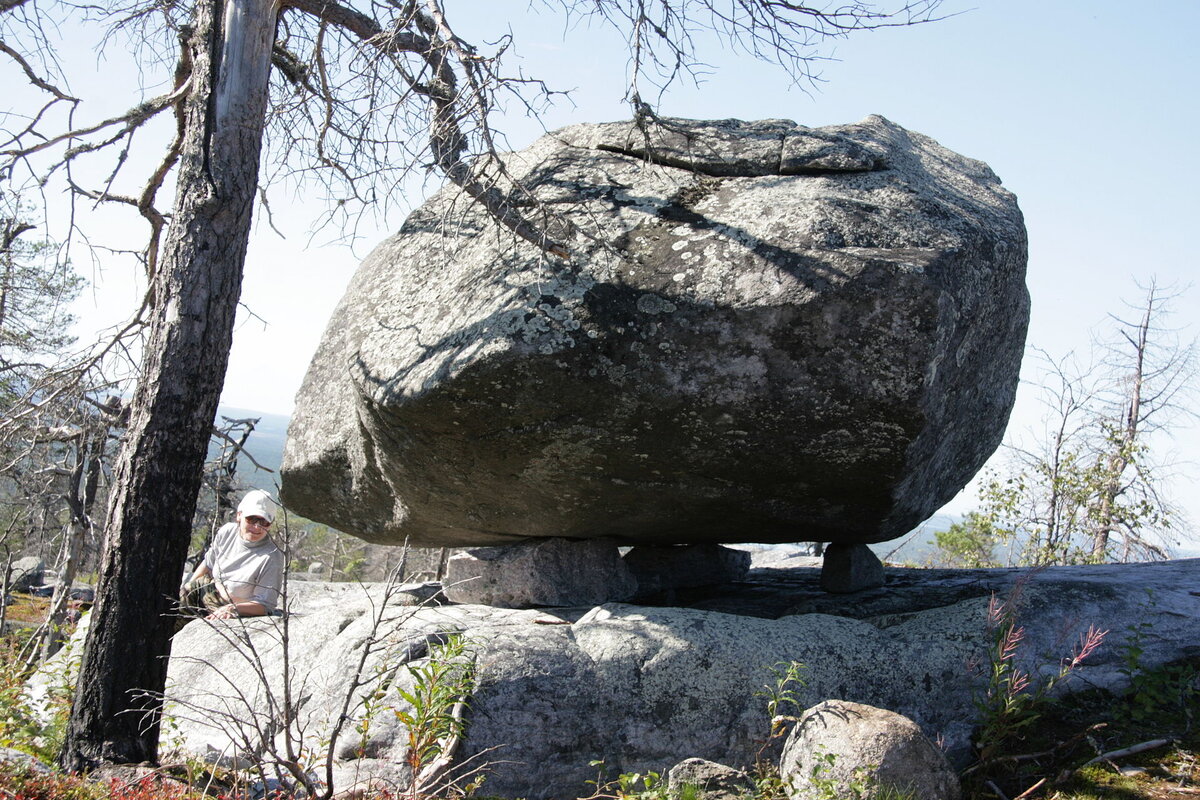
<box><xmin>1080</xmin><ymin>738</ymin><xmax>1174</xmax><ymax>768</ymax></box>
<box><xmin>1013</xmin><ymin>777</ymin><xmax>1046</xmax><ymax>799</ymax></box>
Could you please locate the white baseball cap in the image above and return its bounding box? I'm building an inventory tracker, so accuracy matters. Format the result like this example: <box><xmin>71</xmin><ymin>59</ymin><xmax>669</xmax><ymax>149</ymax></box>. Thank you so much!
<box><xmin>237</xmin><ymin>490</ymin><xmax>277</xmax><ymax>524</ymax></box>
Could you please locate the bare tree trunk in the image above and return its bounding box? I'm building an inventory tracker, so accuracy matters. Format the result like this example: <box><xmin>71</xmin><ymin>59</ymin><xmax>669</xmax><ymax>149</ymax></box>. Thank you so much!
<box><xmin>0</xmin><ymin>544</ymin><xmax>12</xmax><ymax>636</ymax></box>
<box><xmin>1040</xmin><ymin>420</ymin><xmax>1069</xmax><ymax>564</ymax></box>
<box><xmin>42</xmin><ymin>518</ymin><xmax>86</xmax><ymax>660</ymax></box>
<box><xmin>42</xmin><ymin>405</ymin><xmax>114</xmax><ymax>661</ymax></box>
<box><xmin>60</xmin><ymin>0</ymin><xmax>277</xmax><ymax>770</ymax></box>
<box><xmin>1090</xmin><ymin>297</ymin><xmax>1150</xmax><ymax>561</ymax></box>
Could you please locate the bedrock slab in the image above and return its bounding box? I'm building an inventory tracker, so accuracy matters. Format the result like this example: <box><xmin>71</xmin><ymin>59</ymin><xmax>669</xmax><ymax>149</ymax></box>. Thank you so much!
<box><xmin>32</xmin><ymin>560</ymin><xmax>1200</xmax><ymax>799</ymax></box>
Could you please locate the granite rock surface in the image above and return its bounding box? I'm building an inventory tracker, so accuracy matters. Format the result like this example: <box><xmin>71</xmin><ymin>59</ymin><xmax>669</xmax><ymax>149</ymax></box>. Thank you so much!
<box><xmin>281</xmin><ymin>115</ymin><xmax>1028</xmax><ymax>548</ymax></box>
<box><xmin>30</xmin><ymin>560</ymin><xmax>1200</xmax><ymax>799</ymax></box>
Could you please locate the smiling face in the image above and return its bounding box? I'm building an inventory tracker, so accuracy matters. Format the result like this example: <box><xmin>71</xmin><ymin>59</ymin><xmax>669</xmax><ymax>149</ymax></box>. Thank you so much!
<box><xmin>238</xmin><ymin>511</ymin><xmax>272</xmax><ymax>543</ymax></box>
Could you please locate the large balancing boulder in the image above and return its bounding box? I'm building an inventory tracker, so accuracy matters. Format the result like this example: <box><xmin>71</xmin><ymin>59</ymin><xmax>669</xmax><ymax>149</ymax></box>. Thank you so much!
<box><xmin>281</xmin><ymin>115</ymin><xmax>1028</xmax><ymax>547</ymax></box>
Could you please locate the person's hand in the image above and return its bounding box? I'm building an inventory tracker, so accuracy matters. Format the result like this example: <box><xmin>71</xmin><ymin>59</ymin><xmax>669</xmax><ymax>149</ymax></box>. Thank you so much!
<box><xmin>179</xmin><ymin>580</ymin><xmax>192</xmax><ymax>597</ymax></box>
<box><xmin>206</xmin><ymin>604</ymin><xmax>239</xmax><ymax>620</ymax></box>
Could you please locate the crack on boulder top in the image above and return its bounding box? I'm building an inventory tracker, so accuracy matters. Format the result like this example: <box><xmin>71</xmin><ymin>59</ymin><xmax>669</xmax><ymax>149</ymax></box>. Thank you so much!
<box><xmin>590</xmin><ymin>117</ymin><xmax>884</xmax><ymax>177</ymax></box>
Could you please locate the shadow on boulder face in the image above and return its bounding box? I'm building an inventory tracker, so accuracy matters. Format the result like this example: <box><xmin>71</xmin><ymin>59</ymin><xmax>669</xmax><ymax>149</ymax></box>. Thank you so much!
<box><xmin>281</xmin><ymin>115</ymin><xmax>1029</xmax><ymax>549</ymax></box>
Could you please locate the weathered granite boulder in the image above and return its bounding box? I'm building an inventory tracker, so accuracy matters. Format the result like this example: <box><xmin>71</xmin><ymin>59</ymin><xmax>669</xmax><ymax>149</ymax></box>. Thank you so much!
<box><xmin>29</xmin><ymin>559</ymin><xmax>1200</xmax><ymax>799</ymax></box>
<box><xmin>7</xmin><ymin>556</ymin><xmax>44</xmax><ymax>593</ymax></box>
<box><xmin>281</xmin><ymin>114</ymin><xmax>1028</xmax><ymax>548</ymax></box>
<box><xmin>780</xmin><ymin>700</ymin><xmax>960</xmax><ymax>800</ymax></box>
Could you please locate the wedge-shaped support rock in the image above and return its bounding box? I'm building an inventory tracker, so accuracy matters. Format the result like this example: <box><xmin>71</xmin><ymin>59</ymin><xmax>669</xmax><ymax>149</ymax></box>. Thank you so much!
<box><xmin>444</xmin><ymin>538</ymin><xmax>636</xmax><ymax>608</ymax></box>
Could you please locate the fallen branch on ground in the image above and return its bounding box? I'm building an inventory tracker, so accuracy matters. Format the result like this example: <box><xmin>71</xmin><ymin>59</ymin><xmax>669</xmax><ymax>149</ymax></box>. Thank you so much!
<box><xmin>1055</xmin><ymin>737</ymin><xmax>1176</xmax><ymax>785</ymax></box>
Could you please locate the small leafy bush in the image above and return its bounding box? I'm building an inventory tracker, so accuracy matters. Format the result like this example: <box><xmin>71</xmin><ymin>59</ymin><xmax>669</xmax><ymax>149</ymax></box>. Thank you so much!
<box><xmin>0</xmin><ymin>633</ymin><xmax>74</xmax><ymax>763</ymax></box>
<box><xmin>1117</xmin><ymin>593</ymin><xmax>1199</xmax><ymax>731</ymax></box>
<box><xmin>0</xmin><ymin>761</ymin><xmax>106</xmax><ymax>800</ymax></box>
<box><xmin>757</xmin><ymin>660</ymin><xmax>806</xmax><ymax>742</ymax></box>
<box><xmin>584</xmin><ymin>761</ymin><xmax>674</xmax><ymax>800</ymax></box>
<box><xmin>394</xmin><ymin>633</ymin><xmax>476</xmax><ymax>781</ymax></box>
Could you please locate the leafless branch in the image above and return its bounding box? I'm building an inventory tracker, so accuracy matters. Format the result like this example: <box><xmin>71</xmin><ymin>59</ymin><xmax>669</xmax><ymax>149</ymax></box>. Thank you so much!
<box><xmin>0</xmin><ymin>37</ymin><xmax>77</xmax><ymax>102</ymax></box>
<box><xmin>209</xmin><ymin>424</ymin><xmax>275</xmax><ymax>473</ymax></box>
<box><xmin>1</xmin><ymin>79</ymin><xmax>191</xmax><ymax>162</ymax></box>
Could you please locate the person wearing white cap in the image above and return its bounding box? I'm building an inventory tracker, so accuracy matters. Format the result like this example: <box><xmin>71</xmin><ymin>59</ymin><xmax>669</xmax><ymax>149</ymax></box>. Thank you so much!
<box><xmin>179</xmin><ymin>489</ymin><xmax>285</xmax><ymax>620</ymax></box>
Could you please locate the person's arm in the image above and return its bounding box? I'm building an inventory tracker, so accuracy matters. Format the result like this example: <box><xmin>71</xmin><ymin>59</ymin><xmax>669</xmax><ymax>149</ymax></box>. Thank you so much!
<box><xmin>207</xmin><ymin>599</ymin><xmax>267</xmax><ymax>619</ymax></box>
<box><xmin>181</xmin><ymin>563</ymin><xmax>211</xmax><ymax>594</ymax></box>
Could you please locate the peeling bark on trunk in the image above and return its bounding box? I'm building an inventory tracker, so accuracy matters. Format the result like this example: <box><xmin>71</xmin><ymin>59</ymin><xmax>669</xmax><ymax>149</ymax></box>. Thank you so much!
<box><xmin>59</xmin><ymin>0</ymin><xmax>278</xmax><ymax>770</ymax></box>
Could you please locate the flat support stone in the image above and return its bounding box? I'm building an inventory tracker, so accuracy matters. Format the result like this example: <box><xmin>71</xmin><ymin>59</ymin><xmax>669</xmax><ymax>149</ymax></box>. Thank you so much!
<box><xmin>624</xmin><ymin>544</ymin><xmax>751</xmax><ymax>596</ymax></box>
<box><xmin>819</xmin><ymin>543</ymin><xmax>885</xmax><ymax>593</ymax></box>
<box><xmin>444</xmin><ymin>538</ymin><xmax>636</xmax><ymax>608</ymax></box>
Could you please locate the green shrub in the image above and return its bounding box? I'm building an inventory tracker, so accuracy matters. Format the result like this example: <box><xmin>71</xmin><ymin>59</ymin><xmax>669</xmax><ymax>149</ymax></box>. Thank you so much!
<box><xmin>394</xmin><ymin>633</ymin><xmax>476</xmax><ymax>783</ymax></box>
<box><xmin>1117</xmin><ymin>593</ymin><xmax>1199</xmax><ymax>731</ymax></box>
<box><xmin>0</xmin><ymin>633</ymin><xmax>74</xmax><ymax>763</ymax></box>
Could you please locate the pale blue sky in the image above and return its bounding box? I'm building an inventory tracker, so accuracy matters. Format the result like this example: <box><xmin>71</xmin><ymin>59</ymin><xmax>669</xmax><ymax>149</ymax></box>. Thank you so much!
<box><xmin>25</xmin><ymin>0</ymin><xmax>1199</xmax><ymax>541</ymax></box>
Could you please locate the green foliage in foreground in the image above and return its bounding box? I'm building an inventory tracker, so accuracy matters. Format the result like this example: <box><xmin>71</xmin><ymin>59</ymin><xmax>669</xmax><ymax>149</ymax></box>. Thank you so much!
<box><xmin>0</xmin><ymin>762</ymin><xmax>104</xmax><ymax>800</ymax></box>
<box><xmin>0</xmin><ymin>632</ymin><xmax>74</xmax><ymax>764</ymax></box>
<box><xmin>394</xmin><ymin>633</ymin><xmax>477</xmax><ymax>781</ymax></box>
<box><xmin>961</xmin><ymin>652</ymin><xmax>1200</xmax><ymax>800</ymax></box>
<box><xmin>1117</xmin><ymin>593</ymin><xmax>1200</xmax><ymax>731</ymax></box>
<box><xmin>970</xmin><ymin>580</ymin><xmax>1107</xmax><ymax>766</ymax></box>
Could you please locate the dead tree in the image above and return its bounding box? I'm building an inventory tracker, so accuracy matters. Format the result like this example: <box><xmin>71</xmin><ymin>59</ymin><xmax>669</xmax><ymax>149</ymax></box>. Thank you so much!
<box><xmin>40</xmin><ymin>396</ymin><xmax>123</xmax><ymax>661</ymax></box>
<box><xmin>1088</xmin><ymin>281</ymin><xmax>1196</xmax><ymax>561</ymax></box>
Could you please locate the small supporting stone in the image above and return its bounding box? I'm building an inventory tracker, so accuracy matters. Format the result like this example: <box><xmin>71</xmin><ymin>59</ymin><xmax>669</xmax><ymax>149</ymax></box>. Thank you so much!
<box><xmin>443</xmin><ymin>538</ymin><xmax>636</xmax><ymax>608</ymax></box>
<box><xmin>819</xmin><ymin>543</ymin><xmax>885</xmax><ymax>594</ymax></box>
<box><xmin>624</xmin><ymin>544</ymin><xmax>751</xmax><ymax>596</ymax></box>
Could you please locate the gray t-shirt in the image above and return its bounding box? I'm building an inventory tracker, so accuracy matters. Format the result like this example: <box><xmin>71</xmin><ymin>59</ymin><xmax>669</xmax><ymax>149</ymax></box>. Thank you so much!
<box><xmin>204</xmin><ymin>522</ymin><xmax>284</xmax><ymax>612</ymax></box>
